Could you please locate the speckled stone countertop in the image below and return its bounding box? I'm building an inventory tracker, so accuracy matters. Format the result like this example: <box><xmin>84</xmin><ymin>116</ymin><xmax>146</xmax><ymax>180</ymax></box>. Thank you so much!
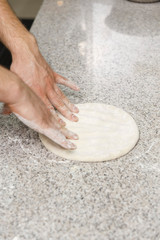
<box><xmin>0</xmin><ymin>0</ymin><xmax>160</xmax><ymax>239</ymax></box>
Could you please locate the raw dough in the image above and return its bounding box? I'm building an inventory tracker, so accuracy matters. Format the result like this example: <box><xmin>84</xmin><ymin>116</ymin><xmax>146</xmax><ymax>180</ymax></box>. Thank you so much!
<box><xmin>39</xmin><ymin>103</ymin><xmax>139</xmax><ymax>162</ymax></box>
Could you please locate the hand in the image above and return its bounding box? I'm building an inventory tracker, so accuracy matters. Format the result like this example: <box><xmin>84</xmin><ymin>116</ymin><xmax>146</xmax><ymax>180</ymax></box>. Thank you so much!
<box><xmin>0</xmin><ymin>1</ymin><xmax>79</xmax><ymax>149</ymax></box>
<box><xmin>1</xmin><ymin>67</ymin><xmax>78</xmax><ymax>150</ymax></box>
<box><xmin>10</xmin><ymin>36</ymin><xmax>80</xmax><ymax>126</ymax></box>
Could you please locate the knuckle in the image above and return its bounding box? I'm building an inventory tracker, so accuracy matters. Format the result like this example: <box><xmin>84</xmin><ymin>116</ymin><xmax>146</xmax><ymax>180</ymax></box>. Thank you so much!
<box><xmin>55</xmin><ymin>99</ymin><xmax>65</xmax><ymax>108</ymax></box>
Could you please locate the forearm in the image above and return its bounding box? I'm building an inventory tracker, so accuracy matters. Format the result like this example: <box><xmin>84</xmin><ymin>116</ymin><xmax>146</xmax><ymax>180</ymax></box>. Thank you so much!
<box><xmin>0</xmin><ymin>0</ymin><xmax>36</xmax><ymax>58</ymax></box>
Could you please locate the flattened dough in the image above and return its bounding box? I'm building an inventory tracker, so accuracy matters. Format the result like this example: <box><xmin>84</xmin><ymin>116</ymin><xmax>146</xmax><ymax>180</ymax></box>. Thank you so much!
<box><xmin>39</xmin><ymin>103</ymin><xmax>139</xmax><ymax>162</ymax></box>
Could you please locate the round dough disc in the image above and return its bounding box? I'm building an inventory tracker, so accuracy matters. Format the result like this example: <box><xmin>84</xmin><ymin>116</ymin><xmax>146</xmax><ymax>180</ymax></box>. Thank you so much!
<box><xmin>39</xmin><ymin>103</ymin><xmax>139</xmax><ymax>162</ymax></box>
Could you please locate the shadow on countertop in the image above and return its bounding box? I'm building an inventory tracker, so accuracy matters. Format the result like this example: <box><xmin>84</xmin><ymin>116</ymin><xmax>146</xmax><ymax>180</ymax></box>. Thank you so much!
<box><xmin>105</xmin><ymin>0</ymin><xmax>160</xmax><ymax>36</ymax></box>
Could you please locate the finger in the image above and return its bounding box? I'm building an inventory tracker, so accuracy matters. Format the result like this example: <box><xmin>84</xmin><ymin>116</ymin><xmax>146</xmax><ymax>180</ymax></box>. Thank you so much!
<box><xmin>14</xmin><ymin>111</ymin><xmax>76</xmax><ymax>150</ymax></box>
<box><xmin>60</xmin><ymin>127</ymin><xmax>79</xmax><ymax>140</ymax></box>
<box><xmin>55</xmin><ymin>74</ymin><xmax>80</xmax><ymax>91</ymax></box>
<box><xmin>58</xmin><ymin>138</ymin><xmax>77</xmax><ymax>150</ymax></box>
<box><xmin>43</xmin><ymin>96</ymin><xmax>66</xmax><ymax>126</ymax></box>
<box><xmin>43</xmin><ymin>129</ymin><xmax>77</xmax><ymax>150</ymax></box>
<box><xmin>2</xmin><ymin>104</ymin><xmax>12</xmax><ymax>115</ymax></box>
<box><xmin>47</xmin><ymin>91</ymin><xmax>79</xmax><ymax>122</ymax></box>
<box><xmin>14</xmin><ymin>110</ymin><xmax>76</xmax><ymax>150</ymax></box>
<box><xmin>54</xmin><ymin>86</ymin><xmax>79</xmax><ymax>113</ymax></box>
<box><xmin>49</xmin><ymin>107</ymin><xmax>66</xmax><ymax>127</ymax></box>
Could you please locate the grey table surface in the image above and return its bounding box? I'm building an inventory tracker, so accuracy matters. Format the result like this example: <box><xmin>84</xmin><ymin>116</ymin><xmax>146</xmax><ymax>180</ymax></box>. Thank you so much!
<box><xmin>0</xmin><ymin>0</ymin><xmax>160</xmax><ymax>239</ymax></box>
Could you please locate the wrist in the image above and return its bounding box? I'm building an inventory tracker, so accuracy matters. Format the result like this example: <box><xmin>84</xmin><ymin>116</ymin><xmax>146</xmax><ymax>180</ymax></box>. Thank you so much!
<box><xmin>0</xmin><ymin>67</ymin><xmax>23</xmax><ymax>104</ymax></box>
<box><xmin>11</xmin><ymin>33</ymin><xmax>39</xmax><ymax>60</ymax></box>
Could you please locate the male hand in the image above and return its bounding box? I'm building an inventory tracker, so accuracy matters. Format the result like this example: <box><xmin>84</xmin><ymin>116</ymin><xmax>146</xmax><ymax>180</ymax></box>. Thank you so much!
<box><xmin>10</xmin><ymin>36</ymin><xmax>80</xmax><ymax>126</ymax></box>
<box><xmin>0</xmin><ymin>67</ymin><xmax>78</xmax><ymax>150</ymax></box>
<box><xmin>0</xmin><ymin>0</ymin><xmax>79</xmax><ymax>150</ymax></box>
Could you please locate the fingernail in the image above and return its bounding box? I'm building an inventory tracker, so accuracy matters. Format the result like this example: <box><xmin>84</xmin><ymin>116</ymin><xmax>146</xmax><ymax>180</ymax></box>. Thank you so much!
<box><xmin>67</xmin><ymin>141</ymin><xmax>77</xmax><ymax>150</ymax></box>
<box><xmin>73</xmin><ymin>105</ymin><xmax>79</xmax><ymax>113</ymax></box>
<box><xmin>60</xmin><ymin>119</ymin><xmax>66</xmax><ymax>126</ymax></box>
<box><xmin>72</xmin><ymin>83</ymin><xmax>80</xmax><ymax>90</ymax></box>
<box><xmin>72</xmin><ymin>114</ymin><xmax>78</xmax><ymax>121</ymax></box>
<box><xmin>68</xmin><ymin>80</ymin><xmax>80</xmax><ymax>90</ymax></box>
<box><xmin>73</xmin><ymin>134</ymin><xmax>79</xmax><ymax>140</ymax></box>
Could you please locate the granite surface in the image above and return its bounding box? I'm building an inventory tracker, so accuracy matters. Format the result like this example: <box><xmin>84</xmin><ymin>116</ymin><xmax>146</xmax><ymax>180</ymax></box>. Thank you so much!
<box><xmin>0</xmin><ymin>0</ymin><xmax>160</xmax><ymax>239</ymax></box>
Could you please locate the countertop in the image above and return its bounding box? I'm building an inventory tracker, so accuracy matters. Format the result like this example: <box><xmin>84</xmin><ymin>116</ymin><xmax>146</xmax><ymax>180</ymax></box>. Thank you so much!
<box><xmin>0</xmin><ymin>0</ymin><xmax>160</xmax><ymax>239</ymax></box>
